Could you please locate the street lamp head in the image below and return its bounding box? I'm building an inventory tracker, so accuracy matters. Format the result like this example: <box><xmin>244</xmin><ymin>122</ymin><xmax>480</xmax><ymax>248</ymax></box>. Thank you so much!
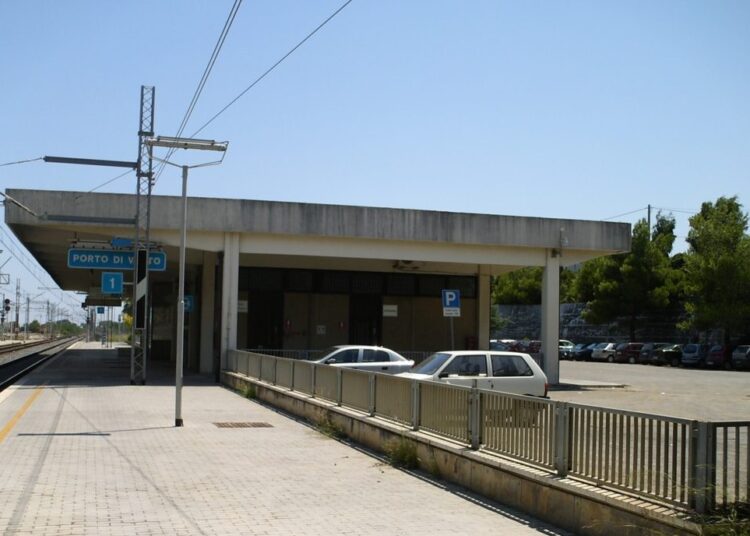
<box><xmin>145</xmin><ymin>136</ymin><xmax>228</xmax><ymax>152</ymax></box>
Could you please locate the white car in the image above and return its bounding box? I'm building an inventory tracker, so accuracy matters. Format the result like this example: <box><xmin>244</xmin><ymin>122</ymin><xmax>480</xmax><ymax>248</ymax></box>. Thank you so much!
<box><xmin>314</xmin><ymin>345</ymin><xmax>414</xmax><ymax>374</ymax></box>
<box><xmin>398</xmin><ymin>350</ymin><xmax>548</xmax><ymax>397</ymax></box>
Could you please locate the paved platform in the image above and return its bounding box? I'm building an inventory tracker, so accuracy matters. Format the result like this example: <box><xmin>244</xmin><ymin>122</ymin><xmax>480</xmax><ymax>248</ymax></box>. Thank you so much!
<box><xmin>0</xmin><ymin>342</ymin><xmax>570</xmax><ymax>535</ymax></box>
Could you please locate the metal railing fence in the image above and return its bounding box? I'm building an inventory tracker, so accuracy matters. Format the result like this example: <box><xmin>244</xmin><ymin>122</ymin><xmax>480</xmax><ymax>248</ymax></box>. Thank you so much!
<box><xmin>482</xmin><ymin>391</ymin><xmax>557</xmax><ymax>470</ymax></box>
<box><xmin>419</xmin><ymin>382</ymin><xmax>470</xmax><ymax>443</ymax></box>
<box><xmin>567</xmin><ymin>404</ymin><xmax>693</xmax><ymax>507</ymax></box>
<box><xmin>226</xmin><ymin>349</ymin><xmax>749</xmax><ymax>514</ymax></box>
<box><xmin>374</xmin><ymin>374</ymin><xmax>412</xmax><ymax>425</ymax></box>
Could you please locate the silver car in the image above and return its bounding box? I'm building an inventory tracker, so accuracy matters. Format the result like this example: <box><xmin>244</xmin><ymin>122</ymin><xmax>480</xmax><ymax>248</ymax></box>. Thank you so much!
<box><xmin>314</xmin><ymin>345</ymin><xmax>414</xmax><ymax>374</ymax></box>
<box><xmin>732</xmin><ymin>345</ymin><xmax>750</xmax><ymax>370</ymax></box>
<box><xmin>398</xmin><ymin>350</ymin><xmax>548</xmax><ymax>397</ymax></box>
<box><xmin>591</xmin><ymin>342</ymin><xmax>618</xmax><ymax>362</ymax></box>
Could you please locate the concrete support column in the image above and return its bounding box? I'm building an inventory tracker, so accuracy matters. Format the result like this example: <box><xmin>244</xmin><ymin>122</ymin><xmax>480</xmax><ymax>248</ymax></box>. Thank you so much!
<box><xmin>477</xmin><ymin>267</ymin><xmax>491</xmax><ymax>350</ymax></box>
<box><xmin>220</xmin><ymin>233</ymin><xmax>240</xmax><ymax>371</ymax></box>
<box><xmin>541</xmin><ymin>249</ymin><xmax>560</xmax><ymax>384</ymax></box>
<box><xmin>200</xmin><ymin>251</ymin><xmax>217</xmax><ymax>374</ymax></box>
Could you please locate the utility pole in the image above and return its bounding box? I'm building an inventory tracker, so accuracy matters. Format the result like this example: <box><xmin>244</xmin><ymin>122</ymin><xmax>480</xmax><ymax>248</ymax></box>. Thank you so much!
<box><xmin>14</xmin><ymin>279</ymin><xmax>20</xmax><ymax>339</ymax></box>
<box><xmin>131</xmin><ymin>85</ymin><xmax>156</xmax><ymax>385</ymax></box>
<box><xmin>647</xmin><ymin>204</ymin><xmax>652</xmax><ymax>238</ymax></box>
<box><xmin>24</xmin><ymin>295</ymin><xmax>29</xmax><ymax>341</ymax></box>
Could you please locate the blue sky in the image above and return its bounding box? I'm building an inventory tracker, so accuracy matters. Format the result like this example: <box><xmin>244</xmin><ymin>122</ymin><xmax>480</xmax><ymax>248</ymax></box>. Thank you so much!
<box><xmin>1</xmin><ymin>1</ymin><xmax>749</xmax><ymax>320</ymax></box>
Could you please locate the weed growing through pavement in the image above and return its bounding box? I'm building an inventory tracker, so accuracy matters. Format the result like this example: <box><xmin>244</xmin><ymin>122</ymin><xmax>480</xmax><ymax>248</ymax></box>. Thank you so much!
<box><xmin>317</xmin><ymin>416</ymin><xmax>346</xmax><ymax>439</ymax></box>
<box><xmin>241</xmin><ymin>384</ymin><xmax>256</xmax><ymax>400</ymax></box>
<box><xmin>384</xmin><ymin>435</ymin><xmax>419</xmax><ymax>469</ymax></box>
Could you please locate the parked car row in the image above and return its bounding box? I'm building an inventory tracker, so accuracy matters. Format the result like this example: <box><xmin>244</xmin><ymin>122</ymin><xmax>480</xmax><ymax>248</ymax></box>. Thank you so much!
<box><xmin>564</xmin><ymin>340</ymin><xmax>750</xmax><ymax>370</ymax></box>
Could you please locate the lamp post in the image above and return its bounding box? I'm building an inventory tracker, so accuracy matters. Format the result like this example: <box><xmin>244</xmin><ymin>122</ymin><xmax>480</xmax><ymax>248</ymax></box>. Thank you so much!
<box><xmin>145</xmin><ymin>136</ymin><xmax>228</xmax><ymax>427</ymax></box>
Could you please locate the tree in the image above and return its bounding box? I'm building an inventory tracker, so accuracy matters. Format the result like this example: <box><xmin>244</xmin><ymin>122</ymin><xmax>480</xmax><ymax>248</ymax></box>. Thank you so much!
<box><xmin>28</xmin><ymin>319</ymin><xmax>41</xmax><ymax>333</ymax></box>
<box><xmin>573</xmin><ymin>215</ymin><xmax>676</xmax><ymax>339</ymax></box>
<box><xmin>491</xmin><ymin>267</ymin><xmax>575</xmax><ymax>305</ymax></box>
<box><xmin>681</xmin><ymin>196</ymin><xmax>750</xmax><ymax>344</ymax></box>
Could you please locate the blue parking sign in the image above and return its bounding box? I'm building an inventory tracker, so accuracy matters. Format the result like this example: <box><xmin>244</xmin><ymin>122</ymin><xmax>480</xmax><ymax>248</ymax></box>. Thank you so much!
<box><xmin>442</xmin><ymin>289</ymin><xmax>461</xmax><ymax>317</ymax></box>
<box><xmin>184</xmin><ymin>295</ymin><xmax>194</xmax><ymax>313</ymax></box>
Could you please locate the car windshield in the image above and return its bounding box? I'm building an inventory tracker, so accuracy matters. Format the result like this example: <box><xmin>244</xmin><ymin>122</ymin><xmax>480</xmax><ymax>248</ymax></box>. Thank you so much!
<box><xmin>616</xmin><ymin>343</ymin><xmax>628</xmax><ymax>350</ymax></box>
<box><xmin>683</xmin><ymin>344</ymin><xmax>698</xmax><ymax>353</ymax></box>
<box><xmin>595</xmin><ymin>342</ymin><xmax>608</xmax><ymax>349</ymax></box>
<box><xmin>412</xmin><ymin>353</ymin><xmax>453</xmax><ymax>375</ymax></box>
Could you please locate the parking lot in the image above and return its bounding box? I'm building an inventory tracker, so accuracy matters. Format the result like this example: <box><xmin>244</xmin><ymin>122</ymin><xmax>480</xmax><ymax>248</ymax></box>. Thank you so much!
<box><xmin>553</xmin><ymin>360</ymin><xmax>750</xmax><ymax>421</ymax></box>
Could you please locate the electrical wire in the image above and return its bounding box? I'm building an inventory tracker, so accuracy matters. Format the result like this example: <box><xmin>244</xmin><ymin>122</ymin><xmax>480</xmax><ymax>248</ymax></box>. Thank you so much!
<box><xmin>152</xmin><ymin>0</ymin><xmax>244</xmax><ymax>184</ymax></box>
<box><xmin>189</xmin><ymin>0</ymin><xmax>354</xmax><ymax>138</ymax></box>
<box><xmin>73</xmin><ymin>169</ymin><xmax>134</xmax><ymax>200</ymax></box>
<box><xmin>653</xmin><ymin>207</ymin><xmax>698</xmax><ymax>215</ymax></box>
<box><xmin>0</xmin><ymin>157</ymin><xmax>43</xmax><ymax>168</ymax></box>
<box><xmin>602</xmin><ymin>207</ymin><xmax>648</xmax><ymax>221</ymax></box>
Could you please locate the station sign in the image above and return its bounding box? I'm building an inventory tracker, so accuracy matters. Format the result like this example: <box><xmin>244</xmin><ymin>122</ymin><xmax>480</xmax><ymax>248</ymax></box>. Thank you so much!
<box><xmin>67</xmin><ymin>248</ymin><xmax>166</xmax><ymax>271</ymax></box>
<box><xmin>101</xmin><ymin>272</ymin><xmax>124</xmax><ymax>295</ymax></box>
<box><xmin>442</xmin><ymin>289</ymin><xmax>461</xmax><ymax>317</ymax></box>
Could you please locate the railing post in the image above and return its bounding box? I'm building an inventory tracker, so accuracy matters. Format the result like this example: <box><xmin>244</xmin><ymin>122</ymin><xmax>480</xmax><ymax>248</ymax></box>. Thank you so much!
<box><xmin>689</xmin><ymin>421</ymin><xmax>715</xmax><ymax>514</ymax></box>
<box><xmin>311</xmin><ymin>364</ymin><xmax>316</xmax><ymax>398</ymax></box>
<box><xmin>336</xmin><ymin>368</ymin><xmax>343</xmax><ymax>406</ymax></box>
<box><xmin>272</xmin><ymin>358</ymin><xmax>278</xmax><ymax>385</ymax></box>
<box><xmin>469</xmin><ymin>382</ymin><xmax>481</xmax><ymax>450</ymax></box>
<box><xmin>290</xmin><ymin>360</ymin><xmax>295</xmax><ymax>391</ymax></box>
<box><xmin>368</xmin><ymin>374</ymin><xmax>376</xmax><ymax>416</ymax></box>
<box><xmin>411</xmin><ymin>380</ymin><xmax>420</xmax><ymax>431</ymax></box>
<box><xmin>554</xmin><ymin>402</ymin><xmax>569</xmax><ymax>477</ymax></box>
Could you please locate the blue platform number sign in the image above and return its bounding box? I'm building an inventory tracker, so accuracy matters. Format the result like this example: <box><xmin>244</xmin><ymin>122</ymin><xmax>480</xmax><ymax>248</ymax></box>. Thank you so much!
<box><xmin>183</xmin><ymin>295</ymin><xmax>194</xmax><ymax>314</ymax></box>
<box><xmin>442</xmin><ymin>289</ymin><xmax>461</xmax><ymax>317</ymax></box>
<box><xmin>101</xmin><ymin>272</ymin><xmax>124</xmax><ymax>295</ymax></box>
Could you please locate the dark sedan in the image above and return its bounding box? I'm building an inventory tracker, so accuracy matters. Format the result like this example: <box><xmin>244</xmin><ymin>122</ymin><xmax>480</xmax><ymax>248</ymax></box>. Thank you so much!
<box><xmin>639</xmin><ymin>342</ymin><xmax>669</xmax><ymax>364</ymax></box>
<box><xmin>572</xmin><ymin>343</ymin><xmax>597</xmax><ymax>361</ymax></box>
<box><xmin>651</xmin><ymin>344</ymin><xmax>682</xmax><ymax>367</ymax></box>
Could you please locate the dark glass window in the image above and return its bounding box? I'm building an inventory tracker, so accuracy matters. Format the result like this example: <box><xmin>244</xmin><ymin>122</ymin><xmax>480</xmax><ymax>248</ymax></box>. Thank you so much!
<box><xmin>491</xmin><ymin>355</ymin><xmax>532</xmax><ymax>377</ymax></box>
<box><xmin>447</xmin><ymin>276</ymin><xmax>476</xmax><ymax>298</ymax></box>
<box><xmin>417</xmin><ymin>275</ymin><xmax>446</xmax><ymax>297</ymax></box>
<box><xmin>351</xmin><ymin>273</ymin><xmax>383</xmax><ymax>294</ymax></box>
<box><xmin>317</xmin><ymin>272</ymin><xmax>350</xmax><ymax>294</ymax></box>
<box><xmin>286</xmin><ymin>270</ymin><xmax>314</xmax><ymax>292</ymax></box>
<box><xmin>248</xmin><ymin>268</ymin><xmax>283</xmax><ymax>291</ymax></box>
<box><xmin>441</xmin><ymin>354</ymin><xmax>487</xmax><ymax>376</ymax></box>
<box><xmin>386</xmin><ymin>274</ymin><xmax>415</xmax><ymax>295</ymax></box>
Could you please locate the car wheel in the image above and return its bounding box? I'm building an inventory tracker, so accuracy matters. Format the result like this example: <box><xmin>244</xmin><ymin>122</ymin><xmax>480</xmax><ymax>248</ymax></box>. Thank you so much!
<box><xmin>723</xmin><ymin>361</ymin><xmax>732</xmax><ymax>371</ymax></box>
<box><xmin>628</xmin><ymin>356</ymin><xmax>635</xmax><ymax>364</ymax></box>
<box><xmin>607</xmin><ymin>355</ymin><xmax>614</xmax><ymax>363</ymax></box>
<box><xmin>671</xmin><ymin>357</ymin><xmax>680</xmax><ymax>367</ymax></box>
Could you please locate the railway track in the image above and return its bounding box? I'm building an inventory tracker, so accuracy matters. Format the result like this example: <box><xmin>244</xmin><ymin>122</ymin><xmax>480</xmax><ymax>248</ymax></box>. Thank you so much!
<box><xmin>0</xmin><ymin>337</ymin><xmax>81</xmax><ymax>391</ymax></box>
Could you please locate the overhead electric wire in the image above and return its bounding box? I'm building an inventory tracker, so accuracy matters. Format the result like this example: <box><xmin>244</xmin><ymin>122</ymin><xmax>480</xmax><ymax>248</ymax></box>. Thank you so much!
<box><xmin>653</xmin><ymin>206</ymin><xmax>698</xmax><ymax>215</ymax></box>
<box><xmin>602</xmin><ymin>207</ymin><xmax>648</xmax><ymax>221</ymax></box>
<box><xmin>0</xmin><ymin>157</ymin><xmax>43</xmax><ymax>168</ymax></box>
<box><xmin>74</xmin><ymin>169</ymin><xmax>134</xmax><ymax>200</ymax></box>
<box><xmin>190</xmin><ymin>0</ymin><xmax>354</xmax><ymax>138</ymax></box>
<box><xmin>153</xmin><ymin>0</ymin><xmax>244</xmax><ymax>184</ymax></box>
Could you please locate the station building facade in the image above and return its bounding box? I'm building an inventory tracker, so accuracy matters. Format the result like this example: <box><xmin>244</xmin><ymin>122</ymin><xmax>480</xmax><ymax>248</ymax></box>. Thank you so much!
<box><xmin>4</xmin><ymin>188</ymin><xmax>631</xmax><ymax>384</ymax></box>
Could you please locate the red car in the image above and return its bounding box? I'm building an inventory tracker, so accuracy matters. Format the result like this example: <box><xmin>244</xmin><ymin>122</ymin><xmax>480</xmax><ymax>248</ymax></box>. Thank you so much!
<box><xmin>705</xmin><ymin>345</ymin><xmax>732</xmax><ymax>369</ymax></box>
<box><xmin>614</xmin><ymin>342</ymin><xmax>644</xmax><ymax>364</ymax></box>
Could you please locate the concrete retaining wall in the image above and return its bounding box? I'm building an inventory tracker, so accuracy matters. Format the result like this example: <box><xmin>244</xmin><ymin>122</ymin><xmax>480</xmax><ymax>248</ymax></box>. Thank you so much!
<box><xmin>222</xmin><ymin>370</ymin><xmax>700</xmax><ymax>536</ymax></box>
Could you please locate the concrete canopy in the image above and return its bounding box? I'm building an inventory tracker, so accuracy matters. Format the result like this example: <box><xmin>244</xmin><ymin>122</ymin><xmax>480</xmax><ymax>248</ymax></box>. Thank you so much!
<box><xmin>4</xmin><ymin>188</ymin><xmax>630</xmax><ymax>292</ymax></box>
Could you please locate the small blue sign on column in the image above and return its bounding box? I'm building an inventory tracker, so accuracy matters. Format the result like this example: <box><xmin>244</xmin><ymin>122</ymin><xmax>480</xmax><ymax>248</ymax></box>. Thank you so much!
<box><xmin>184</xmin><ymin>295</ymin><xmax>194</xmax><ymax>314</ymax></box>
<box><xmin>96</xmin><ymin>306</ymin><xmax>105</xmax><ymax>314</ymax></box>
<box><xmin>101</xmin><ymin>272</ymin><xmax>124</xmax><ymax>295</ymax></box>
<box><xmin>442</xmin><ymin>289</ymin><xmax>461</xmax><ymax>317</ymax></box>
